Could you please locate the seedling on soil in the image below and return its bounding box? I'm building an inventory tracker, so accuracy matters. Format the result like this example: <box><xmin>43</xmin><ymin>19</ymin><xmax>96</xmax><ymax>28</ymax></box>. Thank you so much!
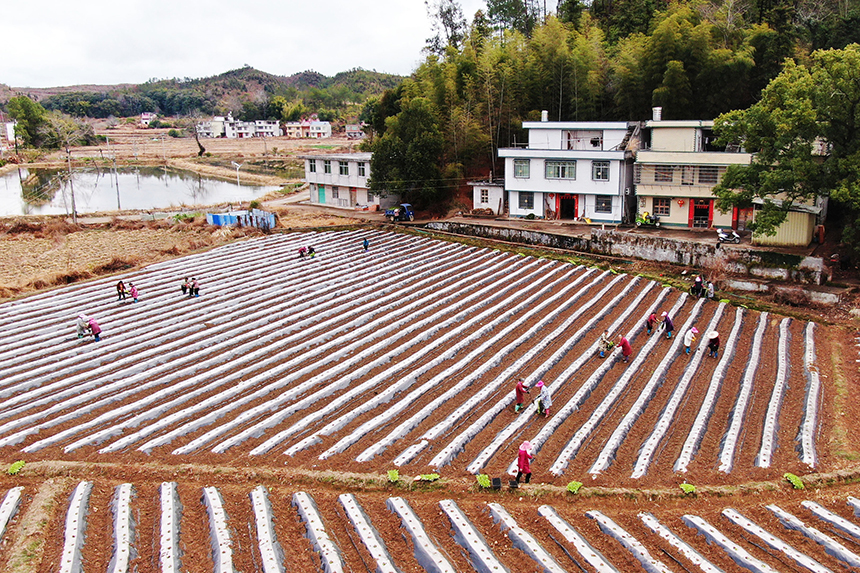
<box><xmin>476</xmin><ymin>474</ymin><xmax>491</xmax><ymax>489</ymax></box>
<box><xmin>387</xmin><ymin>469</ymin><xmax>400</xmax><ymax>484</ymax></box>
<box><xmin>566</xmin><ymin>481</ymin><xmax>583</xmax><ymax>494</ymax></box>
<box><xmin>415</xmin><ymin>473</ymin><xmax>439</xmax><ymax>482</ymax></box>
<box><xmin>7</xmin><ymin>460</ymin><xmax>24</xmax><ymax>475</ymax></box>
<box><xmin>679</xmin><ymin>482</ymin><xmax>696</xmax><ymax>495</ymax></box>
<box><xmin>784</xmin><ymin>473</ymin><xmax>805</xmax><ymax>489</ymax></box>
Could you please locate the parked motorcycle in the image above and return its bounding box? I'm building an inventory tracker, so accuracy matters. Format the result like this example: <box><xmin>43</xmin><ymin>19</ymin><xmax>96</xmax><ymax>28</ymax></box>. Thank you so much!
<box><xmin>716</xmin><ymin>228</ymin><xmax>741</xmax><ymax>244</ymax></box>
<box><xmin>635</xmin><ymin>212</ymin><xmax>661</xmax><ymax>227</ymax></box>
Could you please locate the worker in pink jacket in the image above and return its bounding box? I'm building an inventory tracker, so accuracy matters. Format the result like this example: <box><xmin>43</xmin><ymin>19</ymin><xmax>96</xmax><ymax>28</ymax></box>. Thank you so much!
<box><xmin>87</xmin><ymin>317</ymin><xmax>102</xmax><ymax>342</ymax></box>
<box><xmin>516</xmin><ymin>441</ymin><xmax>533</xmax><ymax>484</ymax></box>
<box><xmin>129</xmin><ymin>283</ymin><xmax>139</xmax><ymax>303</ymax></box>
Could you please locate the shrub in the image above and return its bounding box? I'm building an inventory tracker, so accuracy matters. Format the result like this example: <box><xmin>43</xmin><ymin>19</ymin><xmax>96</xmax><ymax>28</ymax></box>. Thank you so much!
<box><xmin>785</xmin><ymin>473</ymin><xmax>805</xmax><ymax>489</ymax></box>
<box><xmin>167</xmin><ymin>129</ymin><xmax>181</xmax><ymax>138</ymax></box>
<box><xmin>7</xmin><ymin>460</ymin><xmax>25</xmax><ymax>475</ymax></box>
<box><xmin>476</xmin><ymin>474</ymin><xmax>491</xmax><ymax>489</ymax></box>
<box><xmin>387</xmin><ymin>469</ymin><xmax>400</xmax><ymax>483</ymax></box>
<box><xmin>566</xmin><ymin>481</ymin><xmax>583</xmax><ymax>494</ymax></box>
<box><xmin>679</xmin><ymin>483</ymin><xmax>696</xmax><ymax>495</ymax></box>
<box><xmin>249</xmin><ymin>200</ymin><xmax>261</xmax><ymax>211</ymax></box>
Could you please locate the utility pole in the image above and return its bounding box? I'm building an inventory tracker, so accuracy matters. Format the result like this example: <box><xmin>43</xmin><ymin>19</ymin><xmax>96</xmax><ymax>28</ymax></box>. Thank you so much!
<box><xmin>66</xmin><ymin>149</ymin><xmax>77</xmax><ymax>224</ymax></box>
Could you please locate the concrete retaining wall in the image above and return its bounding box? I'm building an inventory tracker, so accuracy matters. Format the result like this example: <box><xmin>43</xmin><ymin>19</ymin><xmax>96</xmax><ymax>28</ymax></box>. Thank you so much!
<box><xmin>425</xmin><ymin>222</ymin><xmax>831</xmax><ymax>291</ymax></box>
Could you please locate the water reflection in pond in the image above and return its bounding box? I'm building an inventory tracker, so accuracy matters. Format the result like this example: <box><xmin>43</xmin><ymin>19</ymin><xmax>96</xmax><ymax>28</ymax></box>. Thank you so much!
<box><xmin>0</xmin><ymin>166</ymin><xmax>283</xmax><ymax>216</ymax></box>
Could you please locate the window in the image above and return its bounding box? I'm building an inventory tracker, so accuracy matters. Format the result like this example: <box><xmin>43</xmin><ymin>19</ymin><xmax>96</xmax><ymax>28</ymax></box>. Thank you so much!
<box><xmin>323</xmin><ymin>160</ymin><xmax>331</xmax><ymax>174</ymax></box>
<box><xmin>332</xmin><ymin>186</ymin><xmax>339</xmax><ymax>199</ymax></box>
<box><xmin>339</xmin><ymin>161</ymin><xmax>349</xmax><ymax>175</ymax></box>
<box><xmin>367</xmin><ymin>191</ymin><xmax>375</xmax><ymax>202</ymax></box>
<box><xmin>698</xmin><ymin>166</ymin><xmax>719</xmax><ymax>184</ymax></box>
<box><xmin>308</xmin><ymin>159</ymin><xmax>316</xmax><ymax>173</ymax></box>
<box><xmin>595</xmin><ymin>196</ymin><xmax>612</xmax><ymax>213</ymax></box>
<box><xmin>480</xmin><ymin>189</ymin><xmax>489</xmax><ymax>203</ymax></box>
<box><xmin>681</xmin><ymin>166</ymin><xmax>694</xmax><ymax>185</ymax></box>
<box><xmin>358</xmin><ymin>162</ymin><xmax>366</xmax><ymax>177</ymax></box>
<box><xmin>653</xmin><ymin>198</ymin><xmax>671</xmax><ymax>216</ymax></box>
<box><xmin>518</xmin><ymin>192</ymin><xmax>534</xmax><ymax>210</ymax></box>
<box><xmin>655</xmin><ymin>165</ymin><xmax>673</xmax><ymax>182</ymax></box>
<box><xmin>514</xmin><ymin>159</ymin><xmax>530</xmax><ymax>178</ymax></box>
<box><xmin>592</xmin><ymin>161</ymin><xmax>610</xmax><ymax>181</ymax></box>
<box><xmin>545</xmin><ymin>160</ymin><xmax>576</xmax><ymax>179</ymax></box>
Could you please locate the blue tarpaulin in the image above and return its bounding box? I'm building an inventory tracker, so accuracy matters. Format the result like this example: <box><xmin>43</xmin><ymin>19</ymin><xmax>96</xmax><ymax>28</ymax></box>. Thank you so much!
<box><xmin>206</xmin><ymin>209</ymin><xmax>275</xmax><ymax>230</ymax></box>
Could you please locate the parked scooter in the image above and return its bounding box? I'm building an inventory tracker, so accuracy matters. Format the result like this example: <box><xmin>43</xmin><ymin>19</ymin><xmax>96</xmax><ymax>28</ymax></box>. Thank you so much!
<box><xmin>716</xmin><ymin>228</ymin><xmax>741</xmax><ymax>244</ymax></box>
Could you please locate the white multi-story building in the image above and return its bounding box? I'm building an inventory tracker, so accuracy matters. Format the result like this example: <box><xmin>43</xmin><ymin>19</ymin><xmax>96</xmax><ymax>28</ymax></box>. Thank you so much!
<box><xmin>302</xmin><ymin>152</ymin><xmax>394</xmax><ymax>210</ymax></box>
<box><xmin>197</xmin><ymin>113</ymin><xmax>282</xmax><ymax>138</ymax></box>
<box><xmin>498</xmin><ymin>116</ymin><xmax>636</xmax><ymax>222</ymax></box>
<box><xmin>309</xmin><ymin>121</ymin><xmax>332</xmax><ymax>139</ymax></box>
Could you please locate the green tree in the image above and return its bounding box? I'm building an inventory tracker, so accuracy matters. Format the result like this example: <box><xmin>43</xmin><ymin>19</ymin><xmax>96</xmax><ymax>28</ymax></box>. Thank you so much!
<box><xmin>426</xmin><ymin>0</ymin><xmax>468</xmax><ymax>54</ymax></box>
<box><xmin>7</xmin><ymin>96</ymin><xmax>47</xmax><ymax>147</ymax></box>
<box><xmin>368</xmin><ymin>97</ymin><xmax>445</xmax><ymax>209</ymax></box>
<box><xmin>713</xmin><ymin>45</ymin><xmax>860</xmax><ymax>244</ymax></box>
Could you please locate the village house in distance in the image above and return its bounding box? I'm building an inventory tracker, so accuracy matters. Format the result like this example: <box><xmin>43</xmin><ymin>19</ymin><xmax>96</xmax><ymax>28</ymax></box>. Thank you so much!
<box><xmin>196</xmin><ymin>113</ymin><xmax>282</xmax><ymax>138</ymax></box>
<box><xmin>302</xmin><ymin>152</ymin><xmax>393</xmax><ymax>210</ymax></box>
<box><xmin>497</xmin><ymin>112</ymin><xmax>636</xmax><ymax>223</ymax></box>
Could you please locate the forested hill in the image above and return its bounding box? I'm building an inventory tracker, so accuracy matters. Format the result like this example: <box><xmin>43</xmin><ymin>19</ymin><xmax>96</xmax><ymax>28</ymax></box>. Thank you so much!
<box><xmin>1</xmin><ymin>66</ymin><xmax>403</xmax><ymax>121</ymax></box>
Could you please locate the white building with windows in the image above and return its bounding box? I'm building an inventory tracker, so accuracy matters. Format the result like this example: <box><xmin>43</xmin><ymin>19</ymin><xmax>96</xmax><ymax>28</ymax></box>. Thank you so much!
<box><xmin>302</xmin><ymin>152</ymin><xmax>394</xmax><ymax>210</ymax></box>
<box><xmin>309</xmin><ymin>121</ymin><xmax>332</xmax><ymax>139</ymax></box>
<box><xmin>469</xmin><ymin>179</ymin><xmax>505</xmax><ymax>215</ymax></box>
<box><xmin>197</xmin><ymin>113</ymin><xmax>282</xmax><ymax>138</ymax></box>
<box><xmin>498</xmin><ymin>117</ymin><xmax>636</xmax><ymax>222</ymax></box>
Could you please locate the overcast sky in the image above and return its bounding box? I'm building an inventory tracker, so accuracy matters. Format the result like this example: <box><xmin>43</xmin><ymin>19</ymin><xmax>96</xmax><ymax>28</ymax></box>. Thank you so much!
<box><xmin>4</xmin><ymin>0</ymin><xmax>490</xmax><ymax>88</ymax></box>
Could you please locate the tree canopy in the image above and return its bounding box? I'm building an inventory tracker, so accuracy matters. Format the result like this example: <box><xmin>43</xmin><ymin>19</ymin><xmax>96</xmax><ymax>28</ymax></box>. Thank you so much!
<box><xmin>713</xmin><ymin>44</ymin><xmax>860</xmax><ymax>244</ymax></box>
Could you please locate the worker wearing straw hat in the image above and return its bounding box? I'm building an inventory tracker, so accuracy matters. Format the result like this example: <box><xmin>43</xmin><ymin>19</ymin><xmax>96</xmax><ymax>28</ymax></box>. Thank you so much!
<box><xmin>683</xmin><ymin>327</ymin><xmax>699</xmax><ymax>354</ymax></box>
<box><xmin>516</xmin><ymin>441</ymin><xmax>533</xmax><ymax>484</ymax></box>
<box><xmin>707</xmin><ymin>331</ymin><xmax>720</xmax><ymax>358</ymax></box>
<box><xmin>535</xmin><ymin>380</ymin><xmax>552</xmax><ymax>417</ymax></box>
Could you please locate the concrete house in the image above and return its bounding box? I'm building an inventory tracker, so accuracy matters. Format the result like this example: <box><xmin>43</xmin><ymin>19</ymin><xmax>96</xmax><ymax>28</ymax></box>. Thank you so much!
<box><xmin>498</xmin><ymin>115</ymin><xmax>636</xmax><ymax>222</ymax></box>
<box><xmin>469</xmin><ymin>179</ymin><xmax>505</xmax><ymax>215</ymax></box>
<box><xmin>197</xmin><ymin>113</ymin><xmax>281</xmax><ymax>138</ymax></box>
<box><xmin>309</xmin><ymin>121</ymin><xmax>332</xmax><ymax>139</ymax></box>
<box><xmin>302</xmin><ymin>152</ymin><xmax>394</xmax><ymax>209</ymax></box>
<box><xmin>634</xmin><ymin>114</ymin><xmax>752</xmax><ymax>229</ymax></box>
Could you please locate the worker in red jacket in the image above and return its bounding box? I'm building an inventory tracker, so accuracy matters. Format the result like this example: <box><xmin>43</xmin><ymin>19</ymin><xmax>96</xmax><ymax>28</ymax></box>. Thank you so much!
<box><xmin>619</xmin><ymin>335</ymin><xmax>633</xmax><ymax>363</ymax></box>
<box><xmin>514</xmin><ymin>378</ymin><xmax>530</xmax><ymax>413</ymax></box>
<box><xmin>516</xmin><ymin>441</ymin><xmax>533</xmax><ymax>484</ymax></box>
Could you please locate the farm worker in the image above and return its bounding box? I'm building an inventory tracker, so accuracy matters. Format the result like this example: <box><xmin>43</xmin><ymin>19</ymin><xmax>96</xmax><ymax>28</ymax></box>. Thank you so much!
<box><xmin>514</xmin><ymin>379</ymin><xmax>530</xmax><ymax>413</ymax></box>
<box><xmin>661</xmin><ymin>312</ymin><xmax>674</xmax><ymax>339</ymax></box>
<box><xmin>116</xmin><ymin>280</ymin><xmax>126</xmax><ymax>301</ymax></box>
<box><xmin>129</xmin><ymin>283</ymin><xmax>139</xmax><ymax>303</ymax></box>
<box><xmin>181</xmin><ymin>277</ymin><xmax>189</xmax><ymax>295</ymax></box>
<box><xmin>707</xmin><ymin>331</ymin><xmax>720</xmax><ymax>358</ymax></box>
<box><xmin>308</xmin><ymin>246</ymin><xmax>316</xmax><ymax>258</ymax></box>
<box><xmin>298</xmin><ymin>246</ymin><xmax>308</xmax><ymax>259</ymax></box>
<box><xmin>646</xmin><ymin>312</ymin><xmax>658</xmax><ymax>335</ymax></box>
<box><xmin>707</xmin><ymin>282</ymin><xmax>715</xmax><ymax>300</ymax></box>
<box><xmin>535</xmin><ymin>380</ymin><xmax>552</xmax><ymax>417</ymax></box>
<box><xmin>598</xmin><ymin>330</ymin><xmax>615</xmax><ymax>358</ymax></box>
<box><xmin>191</xmin><ymin>278</ymin><xmax>200</xmax><ymax>297</ymax></box>
<box><xmin>76</xmin><ymin>314</ymin><xmax>89</xmax><ymax>338</ymax></box>
<box><xmin>516</xmin><ymin>441</ymin><xmax>533</xmax><ymax>484</ymax></box>
<box><xmin>363</xmin><ymin>238</ymin><xmax>369</xmax><ymax>252</ymax></box>
<box><xmin>87</xmin><ymin>317</ymin><xmax>102</xmax><ymax>342</ymax></box>
<box><xmin>619</xmin><ymin>335</ymin><xmax>632</xmax><ymax>363</ymax></box>
<box><xmin>684</xmin><ymin>327</ymin><xmax>699</xmax><ymax>354</ymax></box>
<box><xmin>692</xmin><ymin>275</ymin><xmax>703</xmax><ymax>298</ymax></box>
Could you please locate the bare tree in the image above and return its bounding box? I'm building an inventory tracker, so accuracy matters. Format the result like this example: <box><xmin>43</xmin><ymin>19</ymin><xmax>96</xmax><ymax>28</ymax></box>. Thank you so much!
<box><xmin>425</xmin><ymin>0</ymin><xmax>468</xmax><ymax>55</ymax></box>
<box><xmin>41</xmin><ymin>112</ymin><xmax>89</xmax><ymax>224</ymax></box>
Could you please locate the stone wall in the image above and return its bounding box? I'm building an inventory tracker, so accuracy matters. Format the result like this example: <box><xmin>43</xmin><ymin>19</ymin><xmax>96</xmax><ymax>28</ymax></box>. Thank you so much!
<box><xmin>425</xmin><ymin>222</ymin><xmax>828</xmax><ymax>286</ymax></box>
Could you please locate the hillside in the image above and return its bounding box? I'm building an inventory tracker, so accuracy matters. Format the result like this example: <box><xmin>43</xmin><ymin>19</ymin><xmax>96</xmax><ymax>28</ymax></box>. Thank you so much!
<box><xmin>0</xmin><ymin>67</ymin><xmax>403</xmax><ymax>113</ymax></box>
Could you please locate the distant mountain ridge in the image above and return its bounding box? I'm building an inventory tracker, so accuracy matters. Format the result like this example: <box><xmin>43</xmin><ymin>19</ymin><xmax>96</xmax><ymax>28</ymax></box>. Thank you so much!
<box><xmin>1</xmin><ymin>66</ymin><xmax>403</xmax><ymax>102</ymax></box>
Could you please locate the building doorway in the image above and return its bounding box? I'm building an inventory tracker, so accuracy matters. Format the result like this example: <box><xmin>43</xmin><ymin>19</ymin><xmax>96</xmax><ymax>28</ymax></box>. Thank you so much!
<box><xmin>559</xmin><ymin>194</ymin><xmax>578</xmax><ymax>219</ymax></box>
<box><xmin>690</xmin><ymin>199</ymin><xmax>712</xmax><ymax>228</ymax></box>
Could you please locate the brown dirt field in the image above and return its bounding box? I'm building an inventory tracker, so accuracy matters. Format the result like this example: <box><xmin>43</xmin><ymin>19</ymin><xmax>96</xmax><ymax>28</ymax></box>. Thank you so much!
<box><xmin>1</xmin><ymin>220</ymin><xmax>860</xmax><ymax>572</ymax></box>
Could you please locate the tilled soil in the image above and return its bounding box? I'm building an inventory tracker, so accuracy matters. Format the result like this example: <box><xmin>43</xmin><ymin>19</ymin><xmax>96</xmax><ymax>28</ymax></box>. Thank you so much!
<box><xmin>0</xmin><ymin>229</ymin><xmax>858</xmax><ymax>572</ymax></box>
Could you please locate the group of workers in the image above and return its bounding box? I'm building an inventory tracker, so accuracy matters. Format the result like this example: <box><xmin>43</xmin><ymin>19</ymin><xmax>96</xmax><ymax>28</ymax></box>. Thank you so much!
<box><xmin>181</xmin><ymin>277</ymin><xmax>200</xmax><ymax>297</ymax></box>
<box><xmin>115</xmin><ymin>280</ymin><xmax>139</xmax><ymax>303</ymax></box>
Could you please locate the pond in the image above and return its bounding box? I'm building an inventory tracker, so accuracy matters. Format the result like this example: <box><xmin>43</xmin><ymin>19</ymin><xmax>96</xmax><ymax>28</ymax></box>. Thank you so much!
<box><xmin>0</xmin><ymin>166</ymin><xmax>284</xmax><ymax>217</ymax></box>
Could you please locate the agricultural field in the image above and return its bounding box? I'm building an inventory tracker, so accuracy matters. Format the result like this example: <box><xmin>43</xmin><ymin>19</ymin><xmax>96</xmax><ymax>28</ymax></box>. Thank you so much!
<box><xmin>1</xmin><ymin>229</ymin><xmax>859</xmax><ymax>572</ymax></box>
